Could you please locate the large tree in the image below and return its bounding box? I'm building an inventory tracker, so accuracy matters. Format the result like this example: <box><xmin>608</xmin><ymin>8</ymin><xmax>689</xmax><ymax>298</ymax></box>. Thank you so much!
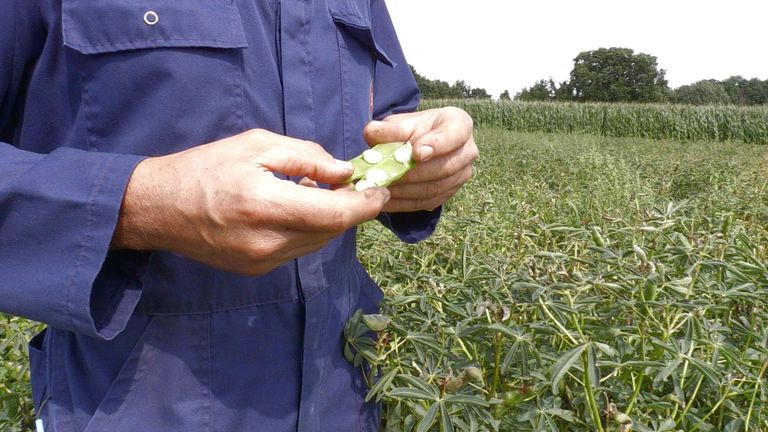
<box><xmin>568</xmin><ymin>47</ymin><xmax>668</xmax><ymax>102</ymax></box>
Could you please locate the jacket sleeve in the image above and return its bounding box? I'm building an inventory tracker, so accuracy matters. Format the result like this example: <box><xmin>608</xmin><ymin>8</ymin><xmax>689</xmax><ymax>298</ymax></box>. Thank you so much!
<box><xmin>370</xmin><ymin>0</ymin><xmax>441</xmax><ymax>243</ymax></box>
<box><xmin>0</xmin><ymin>1</ymin><xmax>147</xmax><ymax>340</ymax></box>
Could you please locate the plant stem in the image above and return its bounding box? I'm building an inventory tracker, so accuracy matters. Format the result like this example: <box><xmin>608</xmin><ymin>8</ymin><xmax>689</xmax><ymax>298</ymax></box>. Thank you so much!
<box><xmin>582</xmin><ymin>350</ymin><xmax>605</xmax><ymax>432</ymax></box>
<box><xmin>745</xmin><ymin>358</ymin><xmax>768</xmax><ymax>431</ymax></box>
<box><xmin>676</xmin><ymin>374</ymin><xmax>704</xmax><ymax>426</ymax></box>
<box><xmin>625</xmin><ymin>372</ymin><xmax>643</xmax><ymax>415</ymax></box>
<box><xmin>689</xmin><ymin>392</ymin><xmax>735</xmax><ymax>432</ymax></box>
<box><xmin>488</xmin><ymin>332</ymin><xmax>503</xmax><ymax>402</ymax></box>
<box><xmin>538</xmin><ymin>297</ymin><xmax>579</xmax><ymax>345</ymax></box>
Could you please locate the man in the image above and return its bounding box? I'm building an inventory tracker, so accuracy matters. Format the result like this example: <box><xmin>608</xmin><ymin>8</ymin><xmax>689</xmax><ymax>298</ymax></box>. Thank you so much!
<box><xmin>0</xmin><ymin>0</ymin><xmax>477</xmax><ymax>430</ymax></box>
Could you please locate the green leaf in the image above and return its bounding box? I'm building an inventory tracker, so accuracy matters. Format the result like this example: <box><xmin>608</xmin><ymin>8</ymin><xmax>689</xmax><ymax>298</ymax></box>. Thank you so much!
<box><xmin>416</xmin><ymin>402</ymin><xmax>439</xmax><ymax>432</ymax></box>
<box><xmin>439</xmin><ymin>402</ymin><xmax>455</xmax><ymax>432</ymax></box>
<box><xmin>389</xmin><ymin>387</ymin><xmax>438</xmax><ymax>401</ymax></box>
<box><xmin>487</xmin><ymin>323</ymin><xmax>518</xmax><ymax>338</ymax></box>
<box><xmin>657</xmin><ymin>418</ymin><xmax>676</xmax><ymax>431</ymax></box>
<box><xmin>398</xmin><ymin>375</ymin><xmax>440</xmax><ymax>397</ymax></box>
<box><xmin>444</xmin><ymin>394</ymin><xmax>489</xmax><ymax>407</ymax></box>
<box><xmin>366</xmin><ymin>368</ymin><xmax>399</xmax><ymax>403</ymax></box>
<box><xmin>550</xmin><ymin>344</ymin><xmax>588</xmax><ymax>392</ymax></box>
<box><xmin>343</xmin><ymin>342</ymin><xmax>354</xmax><ymax>363</ymax></box>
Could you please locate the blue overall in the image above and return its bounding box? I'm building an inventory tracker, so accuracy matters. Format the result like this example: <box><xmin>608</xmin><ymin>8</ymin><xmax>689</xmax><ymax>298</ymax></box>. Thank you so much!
<box><xmin>0</xmin><ymin>0</ymin><xmax>439</xmax><ymax>430</ymax></box>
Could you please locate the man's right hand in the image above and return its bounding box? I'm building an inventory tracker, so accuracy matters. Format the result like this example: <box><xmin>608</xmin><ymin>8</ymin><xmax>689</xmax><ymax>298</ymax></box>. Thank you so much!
<box><xmin>111</xmin><ymin>129</ymin><xmax>390</xmax><ymax>275</ymax></box>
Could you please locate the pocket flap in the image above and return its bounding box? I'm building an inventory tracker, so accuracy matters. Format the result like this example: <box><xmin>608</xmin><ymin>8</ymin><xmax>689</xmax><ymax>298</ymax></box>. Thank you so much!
<box><xmin>328</xmin><ymin>2</ymin><xmax>395</xmax><ymax>67</ymax></box>
<box><xmin>63</xmin><ymin>0</ymin><xmax>248</xmax><ymax>54</ymax></box>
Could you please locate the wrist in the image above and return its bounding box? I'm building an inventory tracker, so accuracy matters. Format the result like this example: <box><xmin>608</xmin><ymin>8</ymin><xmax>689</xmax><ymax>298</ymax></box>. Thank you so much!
<box><xmin>111</xmin><ymin>156</ymin><xmax>173</xmax><ymax>251</ymax></box>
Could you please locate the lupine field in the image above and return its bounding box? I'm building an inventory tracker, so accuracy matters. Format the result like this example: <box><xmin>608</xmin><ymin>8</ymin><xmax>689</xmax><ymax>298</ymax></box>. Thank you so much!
<box><xmin>4</xmin><ymin>101</ymin><xmax>768</xmax><ymax>431</ymax></box>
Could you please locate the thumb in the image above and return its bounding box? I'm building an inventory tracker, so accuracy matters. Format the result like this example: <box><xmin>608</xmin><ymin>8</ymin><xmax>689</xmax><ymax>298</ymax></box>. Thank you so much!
<box><xmin>363</xmin><ymin>110</ymin><xmax>440</xmax><ymax>162</ymax></box>
<box><xmin>363</xmin><ymin>120</ymin><xmax>413</xmax><ymax>145</ymax></box>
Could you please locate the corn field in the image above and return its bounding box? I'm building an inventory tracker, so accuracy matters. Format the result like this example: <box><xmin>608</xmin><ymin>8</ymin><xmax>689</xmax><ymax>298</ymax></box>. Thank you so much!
<box><xmin>420</xmin><ymin>100</ymin><xmax>768</xmax><ymax>145</ymax></box>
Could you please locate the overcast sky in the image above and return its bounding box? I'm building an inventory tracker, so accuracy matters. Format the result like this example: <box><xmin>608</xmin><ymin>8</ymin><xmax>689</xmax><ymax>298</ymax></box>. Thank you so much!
<box><xmin>386</xmin><ymin>0</ymin><xmax>768</xmax><ymax>99</ymax></box>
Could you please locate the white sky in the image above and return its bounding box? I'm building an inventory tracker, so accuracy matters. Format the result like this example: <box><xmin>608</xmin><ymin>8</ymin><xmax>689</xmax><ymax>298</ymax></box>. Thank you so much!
<box><xmin>386</xmin><ymin>0</ymin><xmax>768</xmax><ymax>99</ymax></box>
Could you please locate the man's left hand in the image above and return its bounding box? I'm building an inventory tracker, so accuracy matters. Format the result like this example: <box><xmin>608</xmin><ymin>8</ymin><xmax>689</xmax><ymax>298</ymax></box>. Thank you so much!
<box><xmin>363</xmin><ymin>107</ymin><xmax>478</xmax><ymax>213</ymax></box>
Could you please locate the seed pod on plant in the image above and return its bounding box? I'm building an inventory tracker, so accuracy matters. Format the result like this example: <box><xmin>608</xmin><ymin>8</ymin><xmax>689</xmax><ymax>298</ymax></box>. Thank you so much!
<box><xmin>443</xmin><ymin>375</ymin><xmax>466</xmax><ymax>393</ymax></box>
<box><xmin>612</xmin><ymin>412</ymin><xmax>632</xmax><ymax>425</ymax></box>
<box><xmin>361</xmin><ymin>314</ymin><xmax>391</xmax><ymax>331</ymax></box>
<box><xmin>463</xmin><ymin>366</ymin><xmax>484</xmax><ymax>384</ymax></box>
<box><xmin>590</xmin><ymin>226</ymin><xmax>606</xmax><ymax>247</ymax></box>
<box><xmin>633</xmin><ymin>245</ymin><xmax>648</xmax><ymax>263</ymax></box>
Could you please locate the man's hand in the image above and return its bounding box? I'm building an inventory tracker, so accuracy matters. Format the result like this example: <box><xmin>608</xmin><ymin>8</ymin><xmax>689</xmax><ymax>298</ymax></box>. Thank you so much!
<box><xmin>363</xmin><ymin>107</ymin><xmax>477</xmax><ymax>213</ymax></box>
<box><xmin>111</xmin><ymin>129</ymin><xmax>390</xmax><ymax>275</ymax></box>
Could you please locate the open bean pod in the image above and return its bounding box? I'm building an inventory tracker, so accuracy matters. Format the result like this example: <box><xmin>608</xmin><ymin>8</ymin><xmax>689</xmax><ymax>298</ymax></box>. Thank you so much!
<box><xmin>346</xmin><ymin>141</ymin><xmax>415</xmax><ymax>191</ymax></box>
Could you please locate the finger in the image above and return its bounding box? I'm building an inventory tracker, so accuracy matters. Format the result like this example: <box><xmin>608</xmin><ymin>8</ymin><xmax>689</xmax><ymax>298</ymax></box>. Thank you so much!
<box><xmin>411</xmin><ymin>108</ymin><xmax>474</xmax><ymax>160</ymax></box>
<box><xmin>382</xmin><ymin>191</ymin><xmax>456</xmax><ymax>213</ymax></box>
<box><xmin>363</xmin><ymin>110</ymin><xmax>437</xmax><ymax>144</ymax></box>
<box><xmin>237</xmin><ymin>232</ymin><xmax>337</xmax><ymax>276</ymax></box>
<box><xmin>260</xmin><ymin>181</ymin><xmax>390</xmax><ymax>232</ymax></box>
<box><xmin>298</xmin><ymin>177</ymin><xmax>320</xmax><ymax>188</ymax></box>
<box><xmin>399</xmin><ymin>138</ymin><xmax>478</xmax><ymax>183</ymax></box>
<box><xmin>252</xmin><ymin>228</ymin><xmax>338</xmax><ymax>262</ymax></box>
<box><xmin>388</xmin><ymin>166</ymin><xmax>473</xmax><ymax>200</ymax></box>
<box><xmin>246</xmin><ymin>130</ymin><xmax>353</xmax><ymax>184</ymax></box>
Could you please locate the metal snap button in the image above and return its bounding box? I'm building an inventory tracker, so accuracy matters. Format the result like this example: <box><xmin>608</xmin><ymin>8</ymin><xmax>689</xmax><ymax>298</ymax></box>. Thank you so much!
<box><xmin>143</xmin><ymin>10</ymin><xmax>159</xmax><ymax>25</ymax></box>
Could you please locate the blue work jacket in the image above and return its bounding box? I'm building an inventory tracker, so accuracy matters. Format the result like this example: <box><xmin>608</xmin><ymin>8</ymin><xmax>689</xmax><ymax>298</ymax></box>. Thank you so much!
<box><xmin>0</xmin><ymin>0</ymin><xmax>439</xmax><ymax>430</ymax></box>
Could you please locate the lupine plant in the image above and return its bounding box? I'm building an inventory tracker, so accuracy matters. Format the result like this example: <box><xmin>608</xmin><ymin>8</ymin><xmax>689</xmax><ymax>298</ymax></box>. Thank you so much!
<box><xmin>349</xmin><ymin>128</ymin><xmax>768</xmax><ymax>431</ymax></box>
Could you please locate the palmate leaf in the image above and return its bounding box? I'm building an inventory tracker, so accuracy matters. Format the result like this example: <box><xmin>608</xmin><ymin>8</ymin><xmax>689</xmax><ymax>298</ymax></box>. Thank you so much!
<box><xmin>550</xmin><ymin>344</ymin><xmax>588</xmax><ymax>393</ymax></box>
<box><xmin>653</xmin><ymin>358</ymin><xmax>683</xmax><ymax>388</ymax></box>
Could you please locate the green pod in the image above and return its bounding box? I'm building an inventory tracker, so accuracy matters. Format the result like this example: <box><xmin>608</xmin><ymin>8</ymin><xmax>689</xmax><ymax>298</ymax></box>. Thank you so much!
<box><xmin>463</xmin><ymin>366</ymin><xmax>484</xmax><ymax>384</ymax></box>
<box><xmin>443</xmin><ymin>376</ymin><xmax>466</xmax><ymax>393</ymax></box>
<box><xmin>361</xmin><ymin>314</ymin><xmax>391</xmax><ymax>331</ymax></box>
<box><xmin>346</xmin><ymin>141</ymin><xmax>415</xmax><ymax>190</ymax></box>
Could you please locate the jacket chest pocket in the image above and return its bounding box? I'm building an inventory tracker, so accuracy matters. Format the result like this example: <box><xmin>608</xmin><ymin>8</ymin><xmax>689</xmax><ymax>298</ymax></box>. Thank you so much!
<box><xmin>327</xmin><ymin>0</ymin><xmax>394</xmax><ymax>159</ymax></box>
<box><xmin>62</xmin><ymin>0</ymin><xmax>249</xmax><ymax>155</ymax></box>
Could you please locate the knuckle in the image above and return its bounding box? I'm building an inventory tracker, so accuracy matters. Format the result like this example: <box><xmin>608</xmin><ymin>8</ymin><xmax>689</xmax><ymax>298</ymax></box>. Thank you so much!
<box><xmin>245</xmin><ymin>239</ymin><xmax>278</xmax><ymax>261</ymax></box>
<box><xmin>467</xmin><ymin>141</ymin><xmax>479</xmax><ymax>161</ymax></box>
<box><xmin>426</xmin><ymin>181</ymin><xmax>443</xmax><ymax>197</ymax></box>
<box><xmin>462</xmin><ymin>166</ymin><xmax>474</xmax><ymax>183</ymax></box>
<box><xmin>326</xmin><ymin>208</ymin><xmax>349</xmax><ymax>232</ymax></box>
<box><xmin>244</xmin><ymin>128</ymin><xmax>268</xmax><ymax>141</ymax></box>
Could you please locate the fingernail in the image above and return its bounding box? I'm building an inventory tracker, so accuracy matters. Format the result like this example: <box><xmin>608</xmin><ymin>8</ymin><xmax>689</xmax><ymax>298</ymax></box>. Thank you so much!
<box><xmin>335</xmin><ymin>159</ymin><xmax>353</xmax><ymax>171</ymax></box>
<box><xmin>416</xmin><ymin>145</ymin><xmax>434</xmax><ymax>161</ymax></box>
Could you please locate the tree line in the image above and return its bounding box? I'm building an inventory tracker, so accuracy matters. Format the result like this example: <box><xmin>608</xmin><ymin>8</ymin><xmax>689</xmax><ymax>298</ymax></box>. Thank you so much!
<box><xmin>413</xmin><ymin>47</ymin><xmax>768</xmax><ymax>105</ymax></box>
<box><xmin>410</xmin><ymin>66</ymin><xmax>492</xmax><ymax>100</ymax></box>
